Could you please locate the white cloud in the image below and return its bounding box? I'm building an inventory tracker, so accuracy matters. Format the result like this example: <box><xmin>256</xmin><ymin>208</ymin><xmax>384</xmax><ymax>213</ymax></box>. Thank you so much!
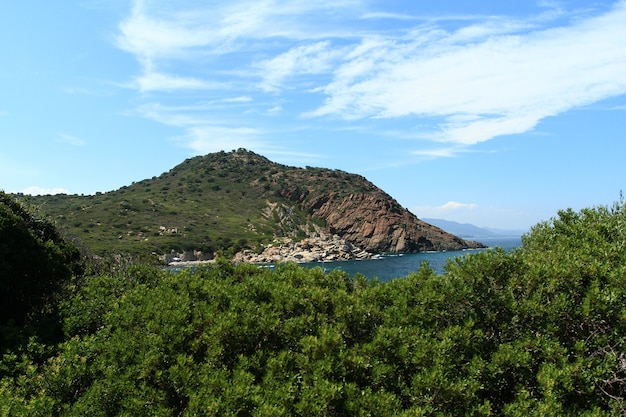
<box><xmin>133</xmin><ymin>101</ymin><xmax>267</xmax><ymax>153</ymax></box>
<box><xmin>21</xmin><ymin>186</ymin><xmax>70</xmax><ymax>196</ymax></box>
<box><xmin>415</xmin><ymin>200</ymin><xmax>477</xmax><ymax>213</ymax></box>
<box><xmin>413</xmin><ymin>201</ymin><xmax>479</xmax><ymax>220</ymax></box>
<box><xmin>411</xmin><ymin>147</ymin><xmax>463</xmax><ymax>159</ymax></box>
<box><xmin>133</xmin><ymin>71</ymin><xmax>225</xmax><ymax>92</ymax></box>
<box><xmin>256</xmin><ymin>41</ymin><xmax>345</xmax><ymax>92</ymax></box>
<box><xmin>134</xmin><ymin>103</ymin><xmax>202</xmax><ymax>126</ymax></box>
<box><xmin>360</xmin><ymin>12</ymin><xmax>417</xmax><ymax>21</ymax></box>
<box><xmin>176</xmin><ymin>125</ymin><xmax>265</xmax><ymax>155</ymax></box>
<box><xmin>414</xmin><ymin>202</ymin><xmax>536</xmax><ymax>230</ymax></box>
<box><xmin>223</xmin><ymin>96</ymin><xmax>253</xmax><ymax>103</ymax></box>
<box><xmin>135</xmin><ymin>101</ymin><xmax>258</xmax><ymax>126</ymax></box>
<box><xmin>57</xmin><ymin>133</ymin><xmax>86</xmax><ymax>146</ymax></box>
<box><xmin>116</xmin><ymin>0</ymin><xmax>626</xmax><ymax>156</ymax></box>
<box><xmin>267</xmin><ymin>105</ymin><xmax>283</xmax><ymax>114</ymax></box>
<box><xmin>180</xmin><ymin>128</ymin><xmax>326</xmax><ymax>163</ymax></box>
<box><xmin>116</xmin><ymin>1</ymin><xmax>216</xmax><ymax>60</ymax></box>
<box><xmin>135</xmin><ymin>98</ymin><xmax>255</xmax><ymax>120</ymax></box>
<box><xmin>309</xmin><ymin>2</ymin><xmax>626</xmax><ymax>144</ymax></box>
<box><xmin>440</xmin><ymin>201</ymin><xmax>478</xmax><ymax>210</ymax></box>
<box><xmin>117</xmin><ymin>0</ymin><xmax>365</xmax><ymax>91</ymax></box>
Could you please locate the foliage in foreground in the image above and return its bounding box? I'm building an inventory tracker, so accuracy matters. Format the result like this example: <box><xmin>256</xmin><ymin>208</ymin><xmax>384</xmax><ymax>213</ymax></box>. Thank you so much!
<box><xmin>1</xmin><ymin>200</ymin><xmax>626</xmax><ymax>415</ymax></box>
<box><xmin>0</xmin><ymin>192</ymin><xmax>83</xmax><ymax>348</ymax></box>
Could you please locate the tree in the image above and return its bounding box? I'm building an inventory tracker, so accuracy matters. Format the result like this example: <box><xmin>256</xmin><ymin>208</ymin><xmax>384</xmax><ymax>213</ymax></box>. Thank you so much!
<box><xmin>0</xmin><ymin>192</ymin><xmax>82</xmax><ymax>328</ymax></box>
<box><xmin>3</xmin><ymin>197</ymin><xmax>626</xmax><ymax>415</ymax></box>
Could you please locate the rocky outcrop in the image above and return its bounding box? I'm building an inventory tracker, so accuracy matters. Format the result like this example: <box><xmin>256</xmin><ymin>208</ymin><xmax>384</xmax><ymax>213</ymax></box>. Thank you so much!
<box><xmin>308</xmin><ymin>193</ymin><xmax>484</xmax><ymax>254</ymax></box>
<box><xmin>232</xmin><ymin>234</ymin><xmax>372</xmax><ymax>264</ymax></box>
<box><xmin>163</xmin><ymin>250</ymin><xmax>214</xmax><ymax>265</ymax></box>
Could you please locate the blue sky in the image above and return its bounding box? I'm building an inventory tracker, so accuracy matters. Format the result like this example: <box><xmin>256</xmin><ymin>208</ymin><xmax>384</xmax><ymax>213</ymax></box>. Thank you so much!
<box><xmin>2</xmin><ymin>0</ymin><xmax>626</xmax><ymax>230</ymax></box>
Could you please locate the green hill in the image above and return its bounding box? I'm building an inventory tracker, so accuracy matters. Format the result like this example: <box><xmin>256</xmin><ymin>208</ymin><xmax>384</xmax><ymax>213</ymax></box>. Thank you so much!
<box><xmin>18</xmin><ymin>149</ymin><xmax>481</xmax><ymax>259</ymax></box>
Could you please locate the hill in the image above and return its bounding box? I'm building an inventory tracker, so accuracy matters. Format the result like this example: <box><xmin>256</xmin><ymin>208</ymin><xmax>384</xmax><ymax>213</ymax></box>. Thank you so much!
<box><xmin>422</xmin><ymin>218</ymin><xmax>526</xmax><ymax>238</ymax></box>
<box><xmin>19</xmin><ymin>149</ymin><xmax>483</xmax><ymax>260</ymax></box>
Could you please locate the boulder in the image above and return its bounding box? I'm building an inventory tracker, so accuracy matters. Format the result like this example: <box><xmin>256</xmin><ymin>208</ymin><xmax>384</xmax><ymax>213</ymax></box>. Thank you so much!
<box><xmin>232</xmin><ymin>234</ymin><xmax>373</xmax><ymax>264</ymax></box>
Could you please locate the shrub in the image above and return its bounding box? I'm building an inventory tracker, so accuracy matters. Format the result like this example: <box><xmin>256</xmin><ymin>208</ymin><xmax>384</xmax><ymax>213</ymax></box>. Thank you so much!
<box><xmin>0</xmin><ymin>192</ymin><xmax>83</xmax><ymax>327</ymax></box>
<box><xmin>3</xmin><ymin>200</ymin><xmax>626</xmax><ymax>415</ymax></box>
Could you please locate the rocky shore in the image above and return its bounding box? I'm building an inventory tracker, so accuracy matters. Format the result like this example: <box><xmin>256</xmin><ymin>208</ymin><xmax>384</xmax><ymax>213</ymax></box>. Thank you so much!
<box><xmin>163</xmin><ymin>234</ymin><xmax>373</xmax><ymax>266</ymax></box>
<box><xmin>232</xmin><ymin>234</ymin><xmax>373</xmax><ymax>264</ymax></box>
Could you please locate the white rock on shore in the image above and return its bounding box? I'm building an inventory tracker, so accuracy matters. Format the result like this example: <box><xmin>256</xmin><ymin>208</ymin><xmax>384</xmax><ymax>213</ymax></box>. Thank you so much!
<box><xmin>162</xmin><ymin>249</ymin><xmax>214</xmax><ymax>265</ymax></box>
<box><xmin>232</xmin><ymin>234</ymin><xmax>372</xmax><ymax>264</ymax></box>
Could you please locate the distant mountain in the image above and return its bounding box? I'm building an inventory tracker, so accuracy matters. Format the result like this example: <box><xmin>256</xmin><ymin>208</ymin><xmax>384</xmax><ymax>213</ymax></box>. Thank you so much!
<box><xmin>20</xmin><ymin>149</ymin><xmax>484</xmax><ymax>258</ymax></box>
<box><xmin>422</xmin><ymin>218</ymin><xmax>526</xmax><ymax>238</ymax></box>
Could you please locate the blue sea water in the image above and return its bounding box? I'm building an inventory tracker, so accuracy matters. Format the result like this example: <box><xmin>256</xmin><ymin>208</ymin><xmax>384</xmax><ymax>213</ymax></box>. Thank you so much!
<box><xmin>299</xmin><ymin>236</ymin><xmax>523</xmax><ymax>282</ymax></box>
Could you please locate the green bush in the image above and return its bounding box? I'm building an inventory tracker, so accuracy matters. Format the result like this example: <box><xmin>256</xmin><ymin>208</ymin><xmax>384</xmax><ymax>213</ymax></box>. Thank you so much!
<box><xmin>2</xmin><ymin>200</ymin><xmax>626</xmax><ymax>415</ymax></box>
<box><xmin>0</xmin><ymin>192</ymin><xmax>83</xmax><ymax>328</ymax></box>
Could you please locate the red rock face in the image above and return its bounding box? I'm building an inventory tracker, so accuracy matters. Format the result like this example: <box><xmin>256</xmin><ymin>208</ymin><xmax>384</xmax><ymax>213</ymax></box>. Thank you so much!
<box><xmin>311</xmin><ymin>193</ymin><xmax>483</xmax><ymax>254</ymax></box>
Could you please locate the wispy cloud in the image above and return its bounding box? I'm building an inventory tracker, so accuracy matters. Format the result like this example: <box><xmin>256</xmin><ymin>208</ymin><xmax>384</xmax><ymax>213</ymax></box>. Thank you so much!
<box><xmin>57</xmin><ymin>133</ymin><xmax>86</xmax><ymax>146</ymax></box>
<box><xmin>116</xmin><ymin>0</ymin><xmax>364</xmax><ymax>92</ymax></box>
<box><xmin>115</xmin><ymin>0</ymin><xmax>626</xmax><ymax>156</ymax></box>
<box><xmin>414</xmin><ymin>201</ymin><xmax>535</xmax><ymax>230</ymax></box>
<box><xmin>359</xmin><ymin>12</ymin><xmax>419</xmax><ymax>21</ymax></box>
<box><xmin>132</xmin><ymin>71</ymin><xmax>226</xmax><ymax>93</ymax></box>
<box><xmin>134</xmin><ymin>101</ymin><xmax>271</xmax><ymax>154</ymax></box>
<box><xmin>176</xmin><ymin>125</ymin><xmax>263</xmax><ymax>154</ymax></box>
<box><xmin>309</xmin><ymin>2</ymin><xmax>626</xmax><ymax>144</ymax></box>
<box><xmin>135</xmin><ymin>101</ymin><xmax>258</xmax><ymax>126</ymax></box>
<box><xmin>412</xmin><ymin>147</ymin><xmax>464</xmax><ymax>159</ymax></box>
<box><xmin>20</xmin><ymin>186</ymin><xmax>70</xmax><ymax>196</ymax></box>
<box><xmin>267</xmin><ymin>105</ymin><xmax>283</xmax><ymax>114</ymax></box>
<box><xmin>256</xmin><ymin>41</ymin><xmax>346</xmax><ymax>92</ymax></box>
<box><xmin>413</xmin><ymin>201</ymin><xmax>479</xmax><ymax>219</ymax></box>
<box><xmin>441</xmin><ymin>201</ymin><xmax>478</xmax><ymax>210</ymax></box>
<box><xmin>223</xmin><ymin>96</ymin><xmax>253</xmax><ymax>103</ymax></box>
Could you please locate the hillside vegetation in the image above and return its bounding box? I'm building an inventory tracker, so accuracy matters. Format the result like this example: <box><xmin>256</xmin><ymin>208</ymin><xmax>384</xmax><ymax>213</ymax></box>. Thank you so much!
<box><xmin>19</xmin><ymin>149</ymin><xmax>480</xmax><ymax>259</ymax></box>
<box><xmin>1</xmin><ymin>191</ymin><xmax>626</xmax><ymax>415</ymax></box>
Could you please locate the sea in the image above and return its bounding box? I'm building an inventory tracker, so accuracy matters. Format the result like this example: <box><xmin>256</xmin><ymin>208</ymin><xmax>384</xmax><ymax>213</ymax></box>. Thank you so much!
<box><xmin>299</xmin><ymin>236</ymin><xmax>523</xmax><ymax>282</ymax></box>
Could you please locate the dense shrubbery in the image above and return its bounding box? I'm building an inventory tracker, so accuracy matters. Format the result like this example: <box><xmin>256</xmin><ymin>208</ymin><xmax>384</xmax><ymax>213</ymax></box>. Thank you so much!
<box><xmin>0</xmin><ymin>192</ymin><xmax>83</xmax><ymax>350</ymax></box>
<box><xmin>1</xmin><ymin>197</ymin><xmax>626</xmax><ymax>415</ymax></box>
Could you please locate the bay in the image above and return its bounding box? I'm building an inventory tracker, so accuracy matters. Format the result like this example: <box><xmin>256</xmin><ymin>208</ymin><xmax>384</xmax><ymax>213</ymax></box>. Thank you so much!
<box><xmin>299</xmin><ymin>236</ymin><xmax>523</xmax><ymax>282</ymax></box>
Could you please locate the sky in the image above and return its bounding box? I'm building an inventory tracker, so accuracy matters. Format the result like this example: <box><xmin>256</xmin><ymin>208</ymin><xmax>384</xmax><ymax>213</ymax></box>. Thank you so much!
<box><xmin>2</xmin><ymin>0</ymin><xmax>626</xmax><ymax>231</ymax></box>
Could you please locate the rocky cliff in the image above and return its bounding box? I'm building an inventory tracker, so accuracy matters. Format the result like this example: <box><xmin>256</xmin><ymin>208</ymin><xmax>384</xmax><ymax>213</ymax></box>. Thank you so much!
<box><xmin>310</xmin><ymin>193</ymin><xmax>483</xmax><ymax>253</ymax></box>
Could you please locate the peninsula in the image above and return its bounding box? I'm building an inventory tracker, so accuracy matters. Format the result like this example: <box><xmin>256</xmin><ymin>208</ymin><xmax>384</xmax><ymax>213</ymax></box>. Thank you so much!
<box><xmin>21</xmin><ymin>149</ymin><xmax>484</xmax><ymax>262</ymax></box>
